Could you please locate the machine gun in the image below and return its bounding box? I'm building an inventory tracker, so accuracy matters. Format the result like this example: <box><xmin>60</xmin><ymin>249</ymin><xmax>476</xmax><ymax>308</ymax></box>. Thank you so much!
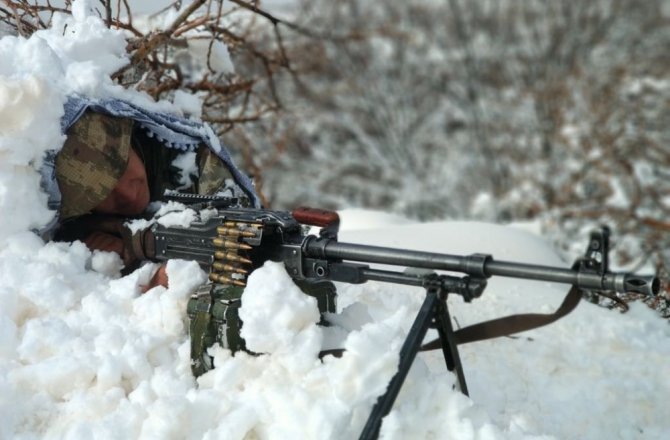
<box><xmin>141</xmin><ymin>193</ymin><xmax>659</xmax><ymax>440</ymax></box>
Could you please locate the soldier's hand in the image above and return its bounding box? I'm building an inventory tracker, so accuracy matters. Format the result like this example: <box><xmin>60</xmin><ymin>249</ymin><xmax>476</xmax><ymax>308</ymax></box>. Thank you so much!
<box><xmin>84</xmin><ymin>231</ymin><xmax>125</xmax><ymax>257</ymax></box>
<box><xmin>141</xmin><ymin>264</ymin><xmax>169</xmax><ymax>293</ymax></box>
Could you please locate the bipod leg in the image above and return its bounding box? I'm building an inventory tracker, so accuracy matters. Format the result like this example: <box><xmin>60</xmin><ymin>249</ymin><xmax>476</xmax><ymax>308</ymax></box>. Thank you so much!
<box><xmin>359</xmin><ymin>289</ymin><xmax>441</xmax><ymax>440</ymax></box>
<box><xmin>432</xmin><ymin>286</ymin><xmax>469</xmax><ymax>395</ymax></box>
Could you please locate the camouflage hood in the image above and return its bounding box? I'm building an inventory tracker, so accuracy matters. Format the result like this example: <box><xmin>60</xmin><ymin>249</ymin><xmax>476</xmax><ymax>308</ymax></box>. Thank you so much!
<box><xmin>38</xmin><ymin>95</ymin><xmax>261</xmax><ymax>238</ymax></box>
<box><xmin>55</xmin><ymin>111</ymin><xmax>134</xmax><ymax>219</ymax></box>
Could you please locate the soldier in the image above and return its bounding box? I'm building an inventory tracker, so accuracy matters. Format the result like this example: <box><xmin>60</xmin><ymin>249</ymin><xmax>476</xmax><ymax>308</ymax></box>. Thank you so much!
<box><xmin>49</xmin><ymin>101</ymin><xmax>336</xmax><ymax>375</ymax></box>
<box><xmin>53</xmin><ymin>110</ymin><xmax>247</xmax><ymax>290</ymax></box>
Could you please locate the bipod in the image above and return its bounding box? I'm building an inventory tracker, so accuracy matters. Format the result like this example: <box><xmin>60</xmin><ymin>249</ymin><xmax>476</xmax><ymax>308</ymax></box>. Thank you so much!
<box><xmin>359</xmin><ymin>275</ymin><xmax>487</xmax><ymax>440</ymax></box>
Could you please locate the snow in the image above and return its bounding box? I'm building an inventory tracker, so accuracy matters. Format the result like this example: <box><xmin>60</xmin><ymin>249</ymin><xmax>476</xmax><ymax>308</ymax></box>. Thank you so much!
<box><xmin>1</xmin><ymin>2</ymin><xmax>668</xmax><ymax>439</ymax></box>
<box><xmin>172</xmin><ymin>90</ymin><xmax>204</xmax><ymax>119</ymax></box>
<box><xmin>3</xmin><ymin>209</ymin><xmax>668</xmax><ymax>439</ymax></box>
<box><xmin>240</xmin><ymin>262</ymin><xmax>322</xmax><ymax>358</ymax></box>
<box><xmin>0</xmin><ymin>75</ymin><xmax>63</xmax><ymax>238</ymax></box>
<box><xmin>171</xmin><ymin>152</ymin><xmax>199</xmax><ymax>188</ymax></box>
<box><xmin>186</xmin><ymin>38</ymin><xmax>235</xmax><ymax>76</ymax></box>
<box><xmin>125</xmin><ymin>202</ymin><xmax>198</xmax><ymax>234</ymax></box>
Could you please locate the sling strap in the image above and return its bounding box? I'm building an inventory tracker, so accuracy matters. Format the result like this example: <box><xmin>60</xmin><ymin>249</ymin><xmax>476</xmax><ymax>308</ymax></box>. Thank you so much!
<box><xmin>420</xmin><ymin>285</ymin><xmax>582</xmax><ymax>350</ymax></box>
<box><xmin>319</xmin><ymin>285</ymin><xmax>590</xmax><ymax>358</ymax></box>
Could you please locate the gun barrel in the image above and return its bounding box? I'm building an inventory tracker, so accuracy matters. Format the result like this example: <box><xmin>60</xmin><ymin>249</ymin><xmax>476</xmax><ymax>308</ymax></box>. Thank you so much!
<box><xmin>311</xmin><ymin>240</ymin><xmax>659</xmax><ymax>296</ymax></box>
<box><xmin>486</xmin><ymin>261</ymin><xmax>659</xmax><ymax>295</ymax></box>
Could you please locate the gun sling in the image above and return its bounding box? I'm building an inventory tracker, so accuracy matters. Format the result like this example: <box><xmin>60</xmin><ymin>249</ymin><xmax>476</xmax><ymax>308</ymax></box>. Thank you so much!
<box><xmin>421</xmin><ymin>284</ymin><xmax>582</xmax><ymax>350</ymax></box>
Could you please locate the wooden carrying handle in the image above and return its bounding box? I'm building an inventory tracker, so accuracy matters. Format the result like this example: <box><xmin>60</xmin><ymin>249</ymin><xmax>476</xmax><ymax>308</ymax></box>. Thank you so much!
<box><xmin>292</xmin><ymin>207</ymin><xmax>340</xmax><ymax>228</ymax></box>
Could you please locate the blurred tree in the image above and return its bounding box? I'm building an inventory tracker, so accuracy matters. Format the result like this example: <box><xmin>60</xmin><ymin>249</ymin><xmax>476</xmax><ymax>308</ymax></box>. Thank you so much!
<box><xmin>245</xmin><ymin>0</ymin><xmax>669</xmax><ymax>304</ymax></box>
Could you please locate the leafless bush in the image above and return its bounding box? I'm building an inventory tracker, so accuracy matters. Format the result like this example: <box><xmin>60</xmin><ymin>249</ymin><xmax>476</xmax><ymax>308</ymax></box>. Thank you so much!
<box><xmin>0</xmin><ymin>0</ymin><xmax>310</xmax><ymax>204</ymax></box>
<box><xmin>246</xmin><ymin>0</ymin><xmax>670</xmax><ymax>303</ymax></box>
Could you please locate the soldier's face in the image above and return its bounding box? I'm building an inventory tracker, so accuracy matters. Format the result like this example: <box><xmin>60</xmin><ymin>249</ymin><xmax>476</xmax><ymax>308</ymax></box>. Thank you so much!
<box><xmin>94</xmin><ymin>148</ymin><xmax>150</xmax><ymax>216</ymax></box>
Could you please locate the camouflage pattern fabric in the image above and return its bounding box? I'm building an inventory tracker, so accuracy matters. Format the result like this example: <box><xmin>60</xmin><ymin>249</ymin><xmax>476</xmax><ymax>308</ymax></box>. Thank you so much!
<box><xmin>58</xmin><ymin>95</ymin><xmax>263</xmax><ymax>208</ymax></box>
<box><xmin>56</xmin><ymin>111</ymin><xmax>132</xmax><ymax>219</ymax></box>
<box><xmin>35</xmin><ymin>95</ymin><xmax>262</xmax><ymax>240</ymax></box>
<box><xmin>56</xmin><ymin>111</ymin><xmax>237</xmax><ymax>221</ymax></box>
<box><xmin>198</xmin><ymin>148</ymin><xmax>232</xmax><ymax>195</ymax></box>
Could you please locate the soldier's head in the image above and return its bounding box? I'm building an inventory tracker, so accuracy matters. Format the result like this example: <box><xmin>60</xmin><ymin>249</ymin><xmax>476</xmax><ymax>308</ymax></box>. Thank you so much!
<box><xmin>55</xmin><ymin>111</ymin><xmax>150</xmax><ymax>219</ymax></box>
